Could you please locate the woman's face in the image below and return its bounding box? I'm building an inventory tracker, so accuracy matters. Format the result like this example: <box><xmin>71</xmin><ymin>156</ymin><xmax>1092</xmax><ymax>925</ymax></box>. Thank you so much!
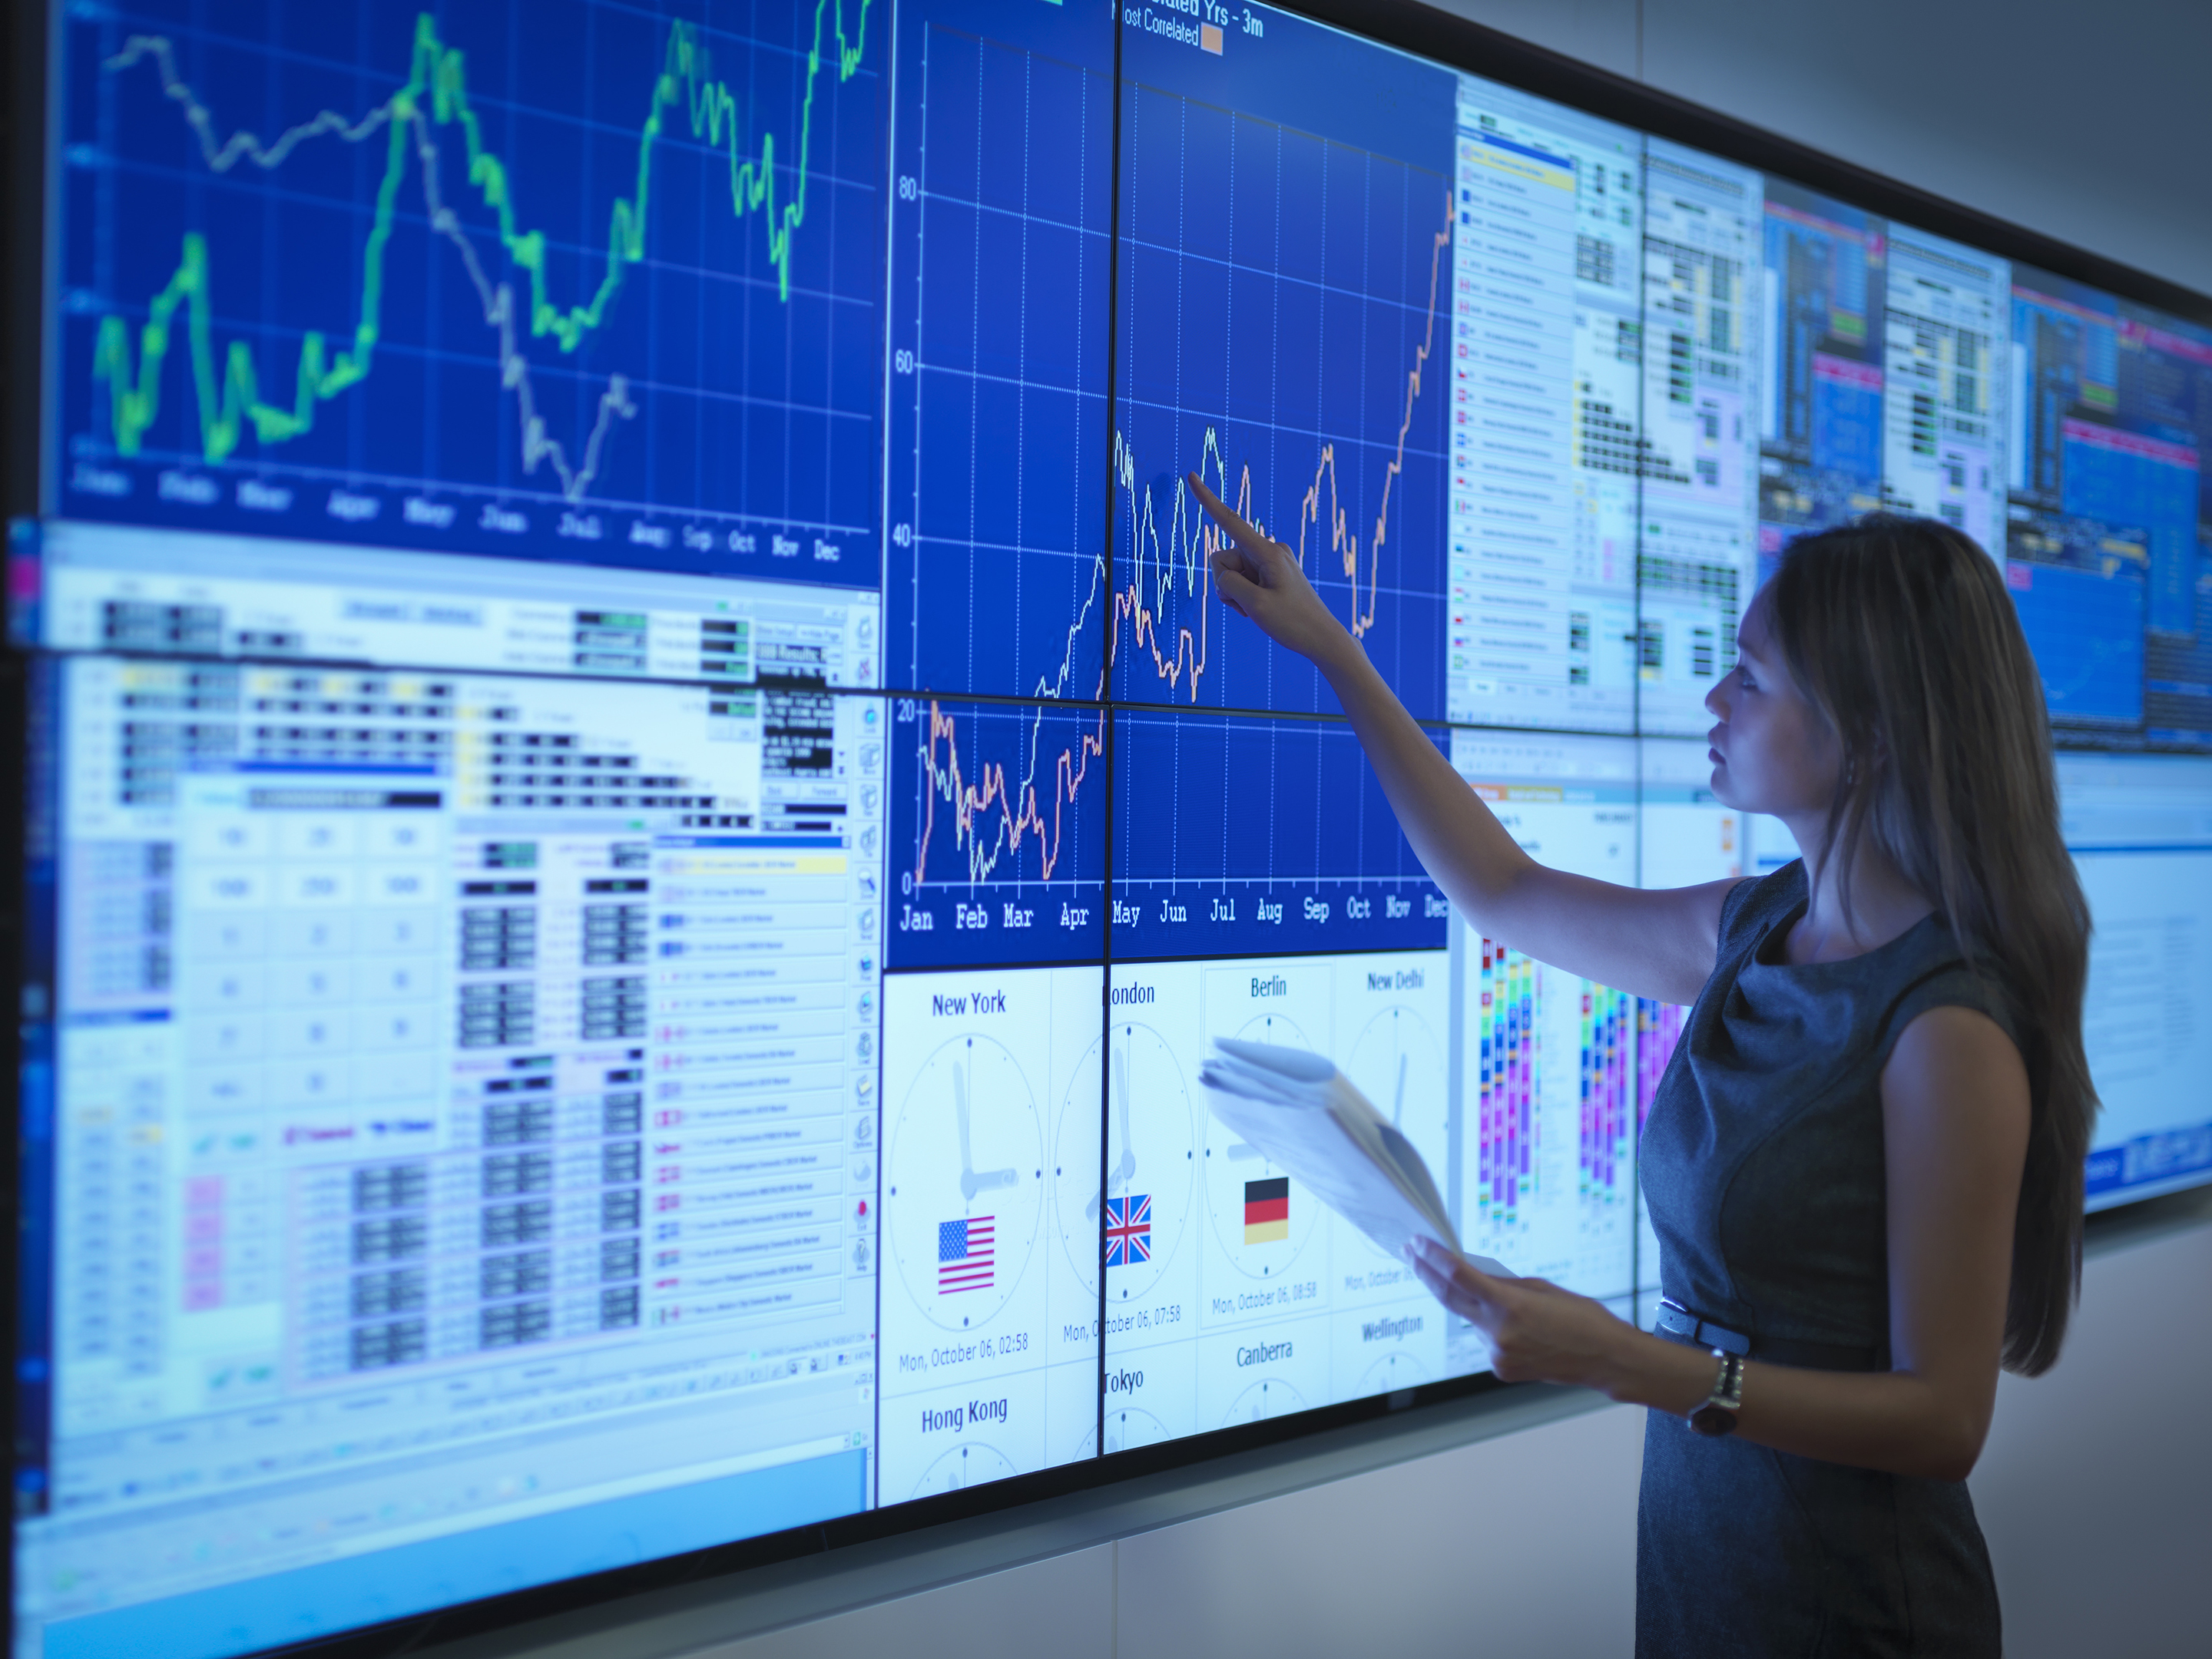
<box><xmin>1705</xmin><ymin>595</ymin><xmax>1839</xmax><ymax>820</ymax></box>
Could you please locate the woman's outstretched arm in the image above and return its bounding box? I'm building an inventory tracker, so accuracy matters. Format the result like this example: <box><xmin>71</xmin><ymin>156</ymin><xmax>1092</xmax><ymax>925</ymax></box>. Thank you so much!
<box><xmin>1190</xmin><ymin>471</ymin><xmax>1733</xmax><ymax>1005</ymax></box>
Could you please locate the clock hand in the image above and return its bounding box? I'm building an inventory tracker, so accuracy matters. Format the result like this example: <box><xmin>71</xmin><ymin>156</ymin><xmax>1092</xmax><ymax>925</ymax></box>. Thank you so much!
<box><xmin>1393</xmin><ymin>1051</ymin><xmax>1407</xmax><ymax>1131</ymax></box>
<box><xmin>955</xmin><ymin>1060</ymin><xmax>982</xmax><ymax>1203</ymax></box>
<box><xmin>1088</xmin><ymin>1040</ymin><xmax>1137</xmax><ymax>1219</ymax></box>
<box><xmin>1108</xmin><ymin>1041</ymin><xmax>1137</xmax><ymax>1192</ymax></box>
<box><xmin>955</xmin><ymin>1056</ymin><xmax>1018</xmax><ymax>1200</ymax></box>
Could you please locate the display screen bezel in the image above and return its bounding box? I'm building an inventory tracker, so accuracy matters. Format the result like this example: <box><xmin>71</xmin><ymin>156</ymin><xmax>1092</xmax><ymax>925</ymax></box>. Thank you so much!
<box><xmin>5</xmin><ymin>2</ymin><xmax>2209</xmax><ymax>1655</ymax></box>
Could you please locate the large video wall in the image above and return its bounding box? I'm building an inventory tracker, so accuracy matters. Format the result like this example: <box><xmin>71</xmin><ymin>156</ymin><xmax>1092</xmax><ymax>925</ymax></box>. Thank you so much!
<box><xmin>12</xmin><ymin>1</ymin><xmax>2212</xmax><ymax>1654</ymax></box>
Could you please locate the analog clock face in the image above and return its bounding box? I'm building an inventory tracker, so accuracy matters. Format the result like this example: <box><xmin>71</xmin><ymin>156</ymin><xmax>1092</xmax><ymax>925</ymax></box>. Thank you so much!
<box><xmin>1072</xmin><ymin>1406</ymin><xmax>1173</xmax><ymax>1460</ymax></box>
<box><xmin>1055</xmin><ymin>1022</ymin><xmax>1194</xmax><ymax>1303</ymax></box>
<box><xmin>1104</xmin><ymin>1404</ymin><xmax>1171</xmax><ymax>1455</ymax></box>
<box><xmin>912</xmin><ymin>1439</ymin><xmax>1018</xmax><ymax>1498</ymax></box>
<box><xmin>1223</xmin><ymin>1376</ymin><xmax>1306</xmax><ymax>1428</ymax></box>
<box><xmin>1343</xmin><ymin>1003</ymin><xmax>1447</xmax><ymax>1260</ymax></box>
<box><xmin>1360</xmin><ymin>1349</ymin><xmax>1431</xmax><ymax>1396</ymax></box>
<box><xmin>887</xmin><ymin>1035</ymin><xmax>1043</xmax><ymax>1331</ymax></box>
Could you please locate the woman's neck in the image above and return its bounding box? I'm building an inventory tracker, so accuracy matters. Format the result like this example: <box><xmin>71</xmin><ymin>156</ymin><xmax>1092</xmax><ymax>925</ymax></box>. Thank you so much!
<box><xmin>1780</xmin><ymin>811</ymin><xmax>1932</xmax><ymax>965</ymax></box>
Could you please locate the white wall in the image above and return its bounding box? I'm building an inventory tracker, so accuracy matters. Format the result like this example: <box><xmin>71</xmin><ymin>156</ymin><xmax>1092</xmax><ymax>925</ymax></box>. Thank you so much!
<box><xmin>1975</xmin><ymin>1214</ymin><xmax>2212</xmax><ymax>1657</ymax></box>
<box><xmin>483</xmin><ymin>5</ymin><xmax>2212</xmax><ymax>1652</ymax></box>
<box><xmin>1426</xmin><ymin>0</ymin><xmax>2212</xmax><ymax>297</ymax></box>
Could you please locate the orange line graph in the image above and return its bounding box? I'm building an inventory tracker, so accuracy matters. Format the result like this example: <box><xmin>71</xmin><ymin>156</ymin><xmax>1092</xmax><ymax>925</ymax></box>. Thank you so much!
<box><xmin>914</xmin><ymin>699</ymin><xmax>1106</xmax><ymax>884</ymax></box>
<box><xmin>1108</xmin><ymin>187</ymin><xmax>1452</xmax><ymax>705</ymax></box>
<box><xmin>910</xmin><ymin>188</ymin><xmax>1449</xmax><ymax>891</ymax></box>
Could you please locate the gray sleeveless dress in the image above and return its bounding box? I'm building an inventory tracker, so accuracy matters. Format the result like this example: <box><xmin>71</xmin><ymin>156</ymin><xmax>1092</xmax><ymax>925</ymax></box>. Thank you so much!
<box><xmin>1637</xmin><ymin>861</ymin><xmax>2016</xmax><ymax>1657</ymax></box>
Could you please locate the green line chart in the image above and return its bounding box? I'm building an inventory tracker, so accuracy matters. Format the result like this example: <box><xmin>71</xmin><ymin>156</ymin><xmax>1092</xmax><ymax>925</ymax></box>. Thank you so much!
<box><xmin>58</xmin><ymin>0</ymin><xmax>886</xmax><ymax>578</ymax></box>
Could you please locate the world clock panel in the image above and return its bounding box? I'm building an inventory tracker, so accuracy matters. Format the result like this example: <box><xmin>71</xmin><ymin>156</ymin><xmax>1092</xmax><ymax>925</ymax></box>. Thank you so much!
<box><xmin>878</xmin><ymin>1368</ymin><xmax>1045</xmax><ymax>1504</ymax></box>
<box><xmin>1195</xmin><ymin>1316</ymin><xmax>1332</xmax><ymax>1434</ymax></box>
<box><xmin>1097</xmin><ymin>956</ymin><xmax>1325</xmax><ymax>1367</ymax></box>
<box><xmin>1079</xmin><ymin>1340</ymin><xmax>1193</xmax><ymax>1461</ymax></box>
<box><xmin>1327</xmin><ymin>1296</ymin><xmax>1453</xmax><ymax>1401</ymax></box>
<box><xmin>1096</xmin><ymin>948</ymin><xmax>1454</xmax><ymax>1445</ymax></box>
<box><xmin>1101</xmin><ymin>1303</ymin><xmax>1333</xmax><ymax>1446</ymax></box>
<box><xmin>876</xmin><ymin>964</ymin><xmax>1101</xmax><ymax>1492</ymax></box>
<box><xmin>1321</xmin><ymin>952</ymin><xmax>1452</xmax><ymax>1310</ymax></box>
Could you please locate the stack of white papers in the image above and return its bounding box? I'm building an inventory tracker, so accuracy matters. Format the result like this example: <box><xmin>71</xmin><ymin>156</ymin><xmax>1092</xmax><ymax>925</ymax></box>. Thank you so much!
<box><xmin>1197</xmin><ymin>1038</ymin><xmax>1513</xmax><ymax>1277</ymax></box>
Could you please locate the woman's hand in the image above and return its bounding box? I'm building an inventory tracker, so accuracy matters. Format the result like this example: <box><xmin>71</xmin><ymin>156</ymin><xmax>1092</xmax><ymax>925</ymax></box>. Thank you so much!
<box><xmin>1187</xmin><ymin>470</ymin><xmax>1359</xmax><ymax>673</ymax></box>
<box><xmin>1406</xmin><ymin>1237</ymin><xmax>1651</xmax><ymax>1393</ymax></box>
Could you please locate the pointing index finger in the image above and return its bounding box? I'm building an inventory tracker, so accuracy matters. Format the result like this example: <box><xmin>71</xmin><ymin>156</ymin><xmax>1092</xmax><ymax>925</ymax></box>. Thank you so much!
<box><xmin>1185</xmin><ymin>470</ymin><xmax>1271</xmax><ymax>565</ymax></box>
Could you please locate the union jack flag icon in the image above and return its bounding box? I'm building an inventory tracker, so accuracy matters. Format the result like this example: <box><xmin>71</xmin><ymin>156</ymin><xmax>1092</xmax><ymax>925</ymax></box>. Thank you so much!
<box><xmin>1104</xmin><ymin>1194</ymin><xmax>1151</xmax><ymax>1267</ymax></box>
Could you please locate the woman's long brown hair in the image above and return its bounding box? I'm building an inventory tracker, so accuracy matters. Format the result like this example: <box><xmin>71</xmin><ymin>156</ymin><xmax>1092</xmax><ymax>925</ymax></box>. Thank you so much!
<box><xmin>1766</xmin><ymin>515</ymin><xmax>2094</xmax><ymax>1376</ymax></box>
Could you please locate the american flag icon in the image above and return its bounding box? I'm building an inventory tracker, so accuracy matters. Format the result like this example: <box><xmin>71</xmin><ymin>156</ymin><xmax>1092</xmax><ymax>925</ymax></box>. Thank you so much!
<box><xmin>1104</xmin><ymin>1194</ymin><xmax>1151</xmax><ymax>1267</ymax></box>
<box><xmin>938</xmin><ymin>1216</ymin><xmax>995</xmax><ymax>1293</ymax></box>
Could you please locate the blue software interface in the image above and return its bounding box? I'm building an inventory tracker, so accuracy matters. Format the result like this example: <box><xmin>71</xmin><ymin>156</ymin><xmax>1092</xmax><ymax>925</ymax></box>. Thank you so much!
<box><xmin>13</xmin><ymin>2</ymin><xmax>2212</xmax><ymax>1654</ymax></box>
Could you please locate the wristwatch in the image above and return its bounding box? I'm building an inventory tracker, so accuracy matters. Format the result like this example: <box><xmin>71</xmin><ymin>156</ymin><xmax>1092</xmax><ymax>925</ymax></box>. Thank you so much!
<box><xmin>1687</xmin><ymin>1349</ymin><xmax>1745</xmax><ymax>1437</ymax></box>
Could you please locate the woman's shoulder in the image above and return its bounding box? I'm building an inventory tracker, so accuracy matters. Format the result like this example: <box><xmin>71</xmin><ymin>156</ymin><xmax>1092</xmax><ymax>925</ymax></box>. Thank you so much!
<box><xmin>1883</xmin><ymin>923</ymin><xmax>2026</xmax><ymax>1055</ymax></box>
<box><xmin>1712</xmin><ymin>864</ymin><xmax>2025</xmax><ymax>1050</ymax></box>
<box><xmin>1717</xmin><ymin>859</ymin><xmax>1808</xmax><ymax>948</ymax></box>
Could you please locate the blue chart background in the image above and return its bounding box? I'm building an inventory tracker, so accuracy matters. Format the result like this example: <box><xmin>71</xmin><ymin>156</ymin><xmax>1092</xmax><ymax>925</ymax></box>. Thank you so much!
<box><xmin>57</xmin><ymin>0</ymin><xmax>885</xmax><ymax>583</ymax></box>
<box><xmin>881</xmin><ymin>0</ymin><xmax>1114</xmax><ymax>700</ymax></box>
<box><xmin>2010</xmin><ymin>560</ymin><xmax>2147</xmax><ymax>726</ymax></box>
<box><xmin>1111</xmin><ymin>710</ymin><xmax>1449</xmax><ymax>961</ymax></box>
<box><xmin>1111</xmin><ymin>15</ymin><xmax>1455</xmax><ymax>723</ymax></box>
<box><xmin>889</xmin><ymin>696</ymin><xmax>1108</xmax><ymax>969</ymax></box>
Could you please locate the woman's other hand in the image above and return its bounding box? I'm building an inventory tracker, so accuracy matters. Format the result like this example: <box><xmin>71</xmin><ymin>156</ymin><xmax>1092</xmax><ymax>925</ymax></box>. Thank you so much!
<box><xmin>1406</xmin><ymin>1237</ymin><xmax>1643</xmax><ymax>1392</ymax></box>
<box><xmin>1187</xmin><ymin>469</ymin><xmax>1357</xmax><ymax>672</ymax></box>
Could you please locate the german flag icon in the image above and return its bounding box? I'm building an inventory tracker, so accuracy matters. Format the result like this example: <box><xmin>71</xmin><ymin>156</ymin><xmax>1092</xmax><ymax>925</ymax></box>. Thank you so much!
<box><xmin>1243</xmin><ymin>1176</ymin><xmax>1289</xmax><ymax>1244</ymax></box>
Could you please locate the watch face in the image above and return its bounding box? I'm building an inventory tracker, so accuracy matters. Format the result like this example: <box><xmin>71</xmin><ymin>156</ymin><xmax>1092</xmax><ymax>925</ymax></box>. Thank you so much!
<box><xmin>1687</xmin><ymin>1403</ymin><xmax>1738</xmax><ymax>1438</ymax></box>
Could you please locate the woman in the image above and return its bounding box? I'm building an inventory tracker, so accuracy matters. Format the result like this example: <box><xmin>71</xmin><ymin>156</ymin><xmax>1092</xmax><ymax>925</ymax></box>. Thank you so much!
<box><xmin>1188</xmin><ymin>481</ymin><xmax>2094</xmax><ymax>1656</ymax></box>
